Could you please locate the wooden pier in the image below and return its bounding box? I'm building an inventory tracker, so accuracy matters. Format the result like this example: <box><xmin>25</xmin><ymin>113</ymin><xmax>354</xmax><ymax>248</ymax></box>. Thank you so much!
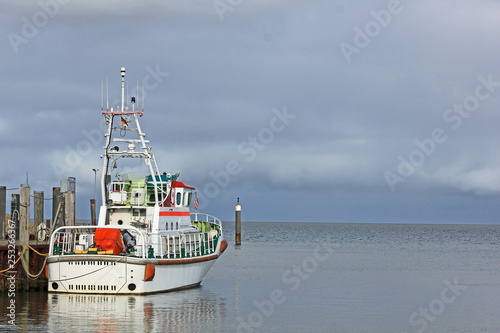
<box><xmin>0</xmin><ymin>183</ymin><xmax>77</xmax><ymax>292</ymax></box>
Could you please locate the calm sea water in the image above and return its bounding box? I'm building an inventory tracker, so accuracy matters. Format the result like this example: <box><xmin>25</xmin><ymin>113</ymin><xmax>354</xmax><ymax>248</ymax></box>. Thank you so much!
<box><xmin>1</xmin><ymin>222</ymin><xmax>500</xmax><ymax>332</ymax></box>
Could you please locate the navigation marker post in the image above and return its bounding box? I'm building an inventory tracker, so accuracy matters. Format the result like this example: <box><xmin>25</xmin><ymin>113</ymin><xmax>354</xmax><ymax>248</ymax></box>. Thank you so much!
<box><xmin>235</xmin><ymin>198</ymin><xmax>241</xmax><ymax>245</ymax></box>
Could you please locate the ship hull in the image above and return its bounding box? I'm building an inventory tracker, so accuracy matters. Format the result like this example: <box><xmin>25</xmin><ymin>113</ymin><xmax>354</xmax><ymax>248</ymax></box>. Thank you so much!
<box><xmin>47</xmin><ymin>253</ymin><xmax>220</xmax><ymax>295</ymax></box>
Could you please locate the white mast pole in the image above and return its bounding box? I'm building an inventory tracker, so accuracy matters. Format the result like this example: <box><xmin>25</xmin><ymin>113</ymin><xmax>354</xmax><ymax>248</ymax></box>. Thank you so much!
<box><xmin>121</xmin><ymin>67</ymin><xmax>125</xmax><ymax>111</ymax></box>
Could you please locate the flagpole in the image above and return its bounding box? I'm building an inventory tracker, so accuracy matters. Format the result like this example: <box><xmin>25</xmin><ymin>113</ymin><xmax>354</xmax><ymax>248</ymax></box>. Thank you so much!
<box><xmin>194</xmin><ymin>192</ymin><xmax>199</xmax><ymax>214</ymax></box>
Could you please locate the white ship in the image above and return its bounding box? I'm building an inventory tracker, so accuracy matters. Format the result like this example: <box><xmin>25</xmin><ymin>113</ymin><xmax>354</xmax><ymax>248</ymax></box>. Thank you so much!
<box><xmin>47</xmin><ymin>68</ymin><xmax>228</xmax><ymax>294</ymax></box>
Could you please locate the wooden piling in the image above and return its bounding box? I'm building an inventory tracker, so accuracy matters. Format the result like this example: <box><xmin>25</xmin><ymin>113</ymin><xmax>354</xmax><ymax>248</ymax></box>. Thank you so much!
<box><xmin>34</xmin><ymin>191</ymin><xmax>44</xmax><ymax>227</ymax></box>
<box><xmin>90</xmin><ymin>199</ymin><xmax>96</xmax><ymax>226</ymax></box>
<box><xmin>0</xmin><ymin>181</ymin><xmax>72</xmax><ymax>292</ymax></box>
<box><xmin>0</xmin><ymin>186</ymin><xmax>5</xmax><ymax>240</ymax></box>
<box><xmin>11</xmin><ymin>194</ymin><xmax>20</xmax><ymax>240</ymax></box>
<box><xmin>235</xmin><ymin>198</ymin><xmax>241</xmax><ymax>245</ymax></box>
<box><xmin>65</xmin><ymin>192</ymin><xmax>75</xmax><ymax>226</ymax></box>
<box><xmin>19</xmin><ymin>184</ymin><xmax>30</xmax><ymax>291</ymax></box>
<box><xmin>34</xmin><ymin>191</ymin><xmax>44</xmax><ymax>242</ymax></box>
<box><xmin>52</xmin><ymin>187</ymin><xmax>62</xmax><ymax>226</ymax></box>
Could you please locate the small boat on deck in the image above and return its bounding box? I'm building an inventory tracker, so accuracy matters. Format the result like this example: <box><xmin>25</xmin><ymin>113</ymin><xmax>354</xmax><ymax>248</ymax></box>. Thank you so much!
<box><xmin>47</xmin><ymin>68</ymin><xmax>227</xmax><ymax>294</ymax></box>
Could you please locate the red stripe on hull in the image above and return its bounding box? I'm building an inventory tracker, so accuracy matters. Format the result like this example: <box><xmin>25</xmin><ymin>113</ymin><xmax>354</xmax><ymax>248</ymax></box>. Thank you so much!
<box><xmin>157</xmin><ymin>254</ymin><xmax>219</xmax><ymax>265</ymax></box>
<box><xmin>159</xmin><ymin>211</ymin><xmax>190</xmax><ymax>217</ymax></box>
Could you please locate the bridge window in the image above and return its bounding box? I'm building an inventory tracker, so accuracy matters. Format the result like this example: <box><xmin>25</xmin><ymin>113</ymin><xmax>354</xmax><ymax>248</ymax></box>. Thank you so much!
<box><xmin>112</xmin><ymin>183</ymin><xmax>124</xmax><ymax>192</ymax></box>
<box><xmin>176</xmin><ymin>192</ymin><xmax>181</xmax><ymax>206</ymax></box>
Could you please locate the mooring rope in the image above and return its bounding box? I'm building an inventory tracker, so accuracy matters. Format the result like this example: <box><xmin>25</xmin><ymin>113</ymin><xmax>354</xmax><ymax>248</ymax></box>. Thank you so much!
<box><xmin>20</xmin><ymin>246</ymin><xmax>49</xmax><ymax>280</ymax></box>
<box><xmin>29</xmin><ymin>245</ymin><xmax>49</xmax><ymax>257</ymax></box>
<box><xmin>0</xmin><ymin>245</ymin><xmax>27</xmax><ymax>274</ymax></box>
<box><xmin>0</xmin><ymin>245</ymin><xmax>48</xmax><ymax>279</ymax></box>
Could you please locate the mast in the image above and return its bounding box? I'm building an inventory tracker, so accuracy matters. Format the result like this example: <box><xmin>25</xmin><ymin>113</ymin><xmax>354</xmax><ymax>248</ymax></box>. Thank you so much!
<box><xmin>99</xmin><ymin>67</ymin><xmax>163</xmax><ymax>212</ymax></box>
<box><xmin>121</xmin><ymin>67</ymin><xmax>125</xmax><ymax>112</ymax></box>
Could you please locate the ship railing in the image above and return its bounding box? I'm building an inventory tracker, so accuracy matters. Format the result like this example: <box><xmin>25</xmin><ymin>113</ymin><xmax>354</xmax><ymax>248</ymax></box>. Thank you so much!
<box><xmin>191</xmin><ymin>212</ymin><xmax>223</xmax><ymax>239</ymax></box>
<box><xmin>149</xmin><ymin>230</ymin><xmax>220</xmax><ymax>259</ymax></box>
<box><xmin>191</xmin><ymin>213</ymin><xmax>222</xmax><ymax>227</ymax></box>
<box><xmin>49</xmin><ymin>225</ymin><xmax>147</xmax><ymax>258</ymax></box>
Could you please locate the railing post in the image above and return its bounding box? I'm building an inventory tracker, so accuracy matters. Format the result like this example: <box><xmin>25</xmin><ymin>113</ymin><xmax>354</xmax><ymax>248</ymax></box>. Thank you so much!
<box><xmin>198</xmin><ymin>233</ymin><xmax>201</xmax><ymax>256</ymax></box>
<box><xmin>204</xmin><ymin>233</ymin><xmax>207</xmax><ymax>255</ymax></box>
<box><xmin>167</xmin><ymin>236</ymin><xmax>170</xmax><ymax>258</ymax></box>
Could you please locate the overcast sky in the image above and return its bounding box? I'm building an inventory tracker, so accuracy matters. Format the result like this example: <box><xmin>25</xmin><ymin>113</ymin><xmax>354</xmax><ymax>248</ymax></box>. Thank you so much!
<box><xmin>1</xmin><ymin>1</ymin><xmax>500</xmax><ymax>224</ymax></box>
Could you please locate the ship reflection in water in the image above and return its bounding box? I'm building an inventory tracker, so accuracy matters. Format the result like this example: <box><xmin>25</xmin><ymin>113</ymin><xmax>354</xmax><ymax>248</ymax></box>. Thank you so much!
<box><xmin>47</xmin><ymin>287</ymin><xmax>226</xmax><ymax>332</ymax></box>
